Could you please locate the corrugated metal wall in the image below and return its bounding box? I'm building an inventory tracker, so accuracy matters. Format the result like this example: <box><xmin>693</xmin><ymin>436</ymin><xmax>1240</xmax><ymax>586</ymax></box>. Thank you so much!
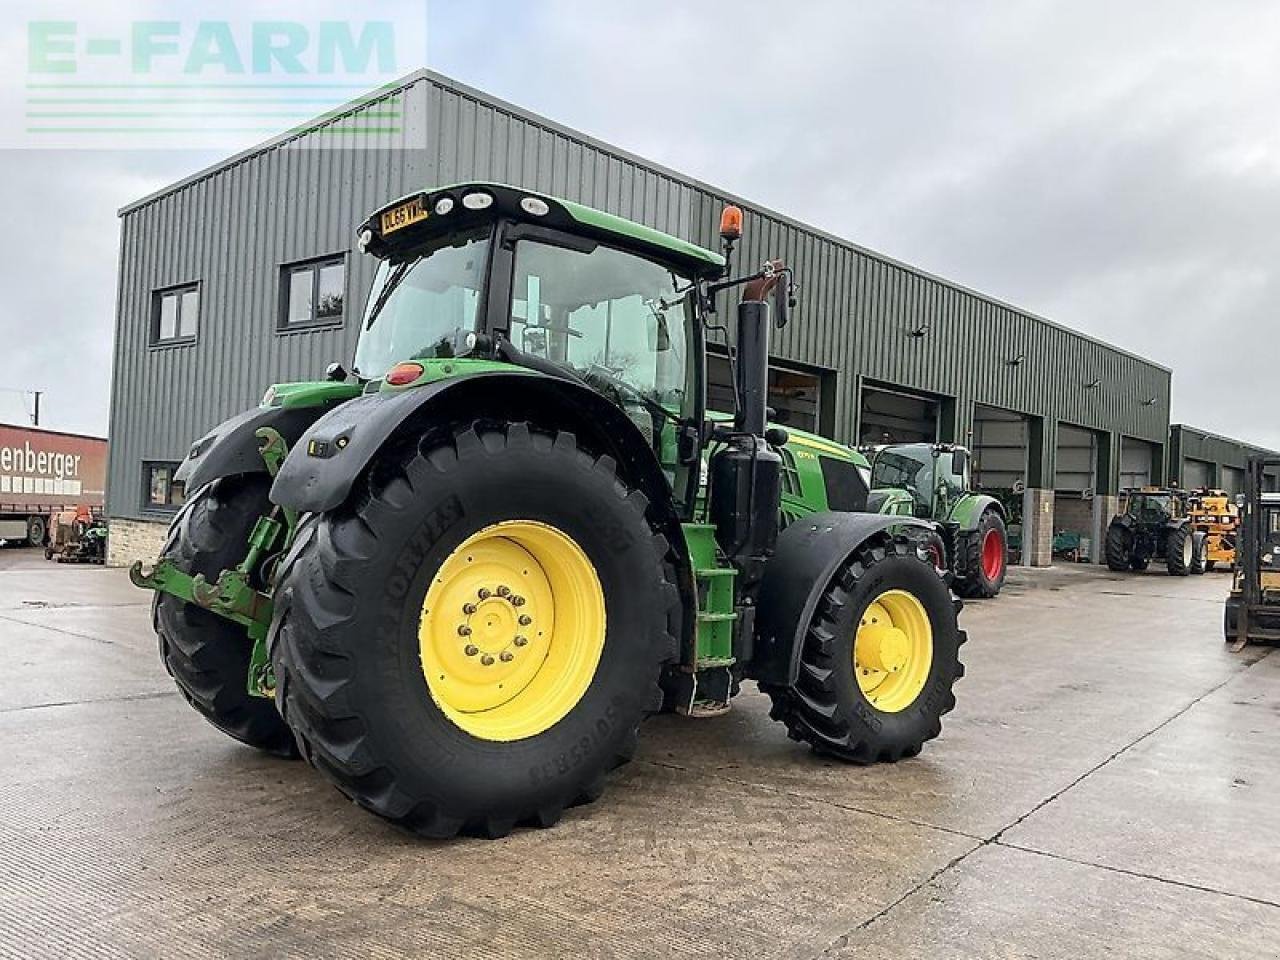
<box><xmin>1169</xmin><ymin>424</ymin><xmax>1280</xmax><ymax>488</ymax></box>
<box><xmin>108</xmin><ymin>70</ymin><xmax>1172</xmax><ymax>519</ymax></box>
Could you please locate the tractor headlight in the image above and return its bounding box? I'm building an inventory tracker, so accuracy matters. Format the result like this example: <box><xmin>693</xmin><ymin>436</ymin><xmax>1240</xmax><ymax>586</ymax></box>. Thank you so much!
<box><xmin>462</xmin><ymin>191</ymin><xmax>493</xmax><ymax>210</ymax></box>
<box><xmin>434</xmin><ymin>196</ymin><xmax>455</xmax><ymax>215</ymax></box>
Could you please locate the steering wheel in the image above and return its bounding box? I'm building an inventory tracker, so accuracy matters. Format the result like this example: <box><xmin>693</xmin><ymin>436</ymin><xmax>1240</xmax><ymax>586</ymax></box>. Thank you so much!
<box><xmin>583</xmin><ymin>364</ymin><xmax>678</xmax><ymax>427</ymax></box>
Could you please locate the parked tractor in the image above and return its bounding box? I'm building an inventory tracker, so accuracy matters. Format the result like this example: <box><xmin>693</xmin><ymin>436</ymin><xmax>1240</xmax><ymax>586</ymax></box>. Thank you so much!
<box><xmin>864</xmin><ymin>443</ymin><xmax>1009</xmax><ymax>598</ymax></box>
<box><xmin>1185</xmin><ymin>488</ymin><xmax>1238</xmax><ymax>571</ymax></box>
<box><xmin>131</xmin><ymin>184</ymin><xmax>966</xmax><ymax>838</ymax></box>
<box><xmin>1105</xmin><ymin>487</ymin><xmax>1205</xmax><ymax>576</ymax></box>
<box><xmin>44</xmin><ymin>506</ymin><xmax>106</xmax><ymax>564</ymax></box>
<box><xmin>1224</xmin><ymin>457</ymin><xmax>1280</xmax><ymax>647</ymax></box>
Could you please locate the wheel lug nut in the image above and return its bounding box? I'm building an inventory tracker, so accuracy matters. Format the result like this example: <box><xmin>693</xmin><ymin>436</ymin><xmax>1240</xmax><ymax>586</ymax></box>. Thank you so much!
<box><xmin>480</xmin><ymin>654</ymin><xmax>495</xmax><ymax>666</ymax></box>
<box><xmin>514</xmin><ymin>635</ymin><xmax>528</xmax><ymax>647</ymax></box>
<box><xmin>462</xmin><ymin>602</ymin><xmax>477</xmax><ymax>615</ymax></box>
<box><xmin>510</xmin><ymin>595</ymin><xmax>525</xmax><ymax>607</ymax></box>
<box><xmin>464</xmin><ymin>644</ymin><xmax>479</xmax><ymax>656</ymax></box>
<box><xmin>500</xmin><ymin>651</ymin><xmax>514</xmax><ymax>662</ymax></box>
<box><xmin>518</xmin><ymin>614</ymin><xmax>532</xmax><ymax>626</ymax></box>
<box><xmin>497</xmin><ymin>585</ymin><xmax>511</xmax><ymax>597</ymax></box>
<box><xmin>478</xmin><ymin>588</ymin><xmax>491</xmax><ymax>599</ymax></box>
<box><xmin>458</xmin><ymin>625</ymin><xmax>472</xmax><ymax>637</ymax></box>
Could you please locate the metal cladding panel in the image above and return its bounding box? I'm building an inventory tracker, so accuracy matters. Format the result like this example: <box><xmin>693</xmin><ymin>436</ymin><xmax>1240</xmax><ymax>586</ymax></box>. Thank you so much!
<box><xmin>111</xmin><ymin>69</ymin><xmax>1172</xmax><ymax>521</ymax></box>
<box><xmin>107</xmin><ymin>79</ymin><xmax>432</xmax><ymax>519</ymax></box>
<box><xmin>1169</xmin><ymin>424</ymin><xmax>1280</xmax><ymax>486</ymax></box>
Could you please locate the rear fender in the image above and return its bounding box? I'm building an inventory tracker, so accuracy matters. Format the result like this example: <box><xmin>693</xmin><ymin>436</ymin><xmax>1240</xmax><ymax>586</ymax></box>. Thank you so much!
<box><xmin>174</xmin><ymin>405</ymin><xmax>335</xmax><ymax>493</ymax></box>
<box><xmin>271</xmin><ymin>370</ymin><xmax>680</xmax><ymax>521</ymax></box>
<box><xmin>749</xmin><ymin>511</ymin><xmax>933</xmax><ymax>686</ymax></box>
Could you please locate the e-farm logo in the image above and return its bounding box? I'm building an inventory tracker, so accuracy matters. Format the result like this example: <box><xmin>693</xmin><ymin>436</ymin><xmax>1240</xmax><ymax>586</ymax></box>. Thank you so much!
<box><xmin>14</xmin><ymin>2</ymin><xmax>427</xmax><ymax>150</ymax></box>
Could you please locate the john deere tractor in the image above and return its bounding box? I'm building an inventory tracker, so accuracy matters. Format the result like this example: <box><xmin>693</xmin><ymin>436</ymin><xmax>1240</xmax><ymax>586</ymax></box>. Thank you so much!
<box><xmin>864</xmin><ymin>443</ymin><xmax>1009</xmax><ymax>598</ymax></box>
<box><xmin>1105</xmin><ymin>487</ymin><xmax>1205</xmax><ymax>576</ymax></box>
<box><xmin>131</xmin><ymin>184</ymin><xmax>965</xmax><ymax>838</ymax></box>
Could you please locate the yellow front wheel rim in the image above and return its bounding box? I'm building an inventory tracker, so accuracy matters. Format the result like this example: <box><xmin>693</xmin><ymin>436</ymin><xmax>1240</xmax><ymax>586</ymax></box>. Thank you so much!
<box><xmin>419</xmin><ymin>520</ymin><xmax>606</xmax><ymax>741</ymax></box>
<box><xmin>854</xmin><ymin>589</ymin><xmax>933</xmax><ymax>713</ymax></box>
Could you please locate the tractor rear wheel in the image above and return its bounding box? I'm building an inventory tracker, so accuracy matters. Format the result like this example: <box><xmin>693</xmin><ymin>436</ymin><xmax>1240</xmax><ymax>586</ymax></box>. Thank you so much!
<box><xmin>955</xmin><ymin>510</ymin><xmax>1008</xmax><ymax>598</ymax></box>
<box><xmin>1190</xmin><ymin>533</ymin><xmax>1207</xmax><ymax>575</ymax></box>
<box><xmin>270</xmin><ymin>422</ymin><xmax>677</xmax><ymax>838</ymax></box>
<box><xmin>766</xmin><ymin>536</ymin><xmax>964</xmax><ymax>762</ymax></box>
<box><xmin>1105</xmin><ymin>523</ymin><xmax>1134</xmax><ymax>572</ymax></box>
<box><xmin>154</xmin><ymin>475</ymin><xmax>297</xmax><ymax>756</ymax></box>
<box><xmin>1166</xmin><ymin>525</ymin><xmax>1193</xmax><ymax>576</ymax></box>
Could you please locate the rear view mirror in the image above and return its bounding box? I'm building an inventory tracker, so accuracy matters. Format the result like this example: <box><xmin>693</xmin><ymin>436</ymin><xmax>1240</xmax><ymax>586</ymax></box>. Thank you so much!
<box><xmin>952</xmin><ymin>449</ymin><xmax>969</xmax><ymax>476</ymax></box>
<box><xmin>774</xmin><ymin>278</ymin><xmax>794</xmax><ymax>329</ymax></box>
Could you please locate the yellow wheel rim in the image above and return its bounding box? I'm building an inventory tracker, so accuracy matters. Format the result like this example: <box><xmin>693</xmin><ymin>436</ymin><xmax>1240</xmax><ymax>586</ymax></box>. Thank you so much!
<box><xmin>853</xmin><ymin>589</ymin><xmax>933</xmax><ymax>713</ymax></box>
<box><xmin>418</xmin><ymin>520</ymin><xmax>606</xmax><ymax>741</ymax></box>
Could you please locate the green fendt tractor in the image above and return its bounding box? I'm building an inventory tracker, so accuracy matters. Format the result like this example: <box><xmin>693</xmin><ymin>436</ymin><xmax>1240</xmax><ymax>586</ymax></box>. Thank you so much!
<box><xmin>131</xmin><ymin>184</ymin><xmax>965</xmax><ymax>838</ymax></box>
<box><xmin>864</xmin><ymin>443</ymin><xmax>1009</xmax><ymax>598</ymax></box>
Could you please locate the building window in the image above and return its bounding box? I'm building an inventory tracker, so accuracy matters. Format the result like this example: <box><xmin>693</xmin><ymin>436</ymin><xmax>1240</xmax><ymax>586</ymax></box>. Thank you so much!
<box><xmin>152</xmin><ymin>283</ymin><xmax>199</xmax><ymax>345</ymax></box>
<box><xmin>280</xmin><ymin>255</ymin><xmax>346</xmax><ymax>329</ymax></box>
<box><xmin>143</xmin><ymin>462</ymin><xmax>185</xmax><ymax>511</ymax></box>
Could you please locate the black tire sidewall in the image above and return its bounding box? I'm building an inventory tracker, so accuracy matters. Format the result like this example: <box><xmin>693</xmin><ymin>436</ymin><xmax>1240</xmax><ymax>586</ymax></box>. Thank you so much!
<box><xmin>316</xmin><ymin>431</ymin><xmax>668</xmax><ymax>814</ymax></box>
<box><xmin>830</xmin><ymin>554</ymin><xmax>960</xmax><ymax>753</ymax></box>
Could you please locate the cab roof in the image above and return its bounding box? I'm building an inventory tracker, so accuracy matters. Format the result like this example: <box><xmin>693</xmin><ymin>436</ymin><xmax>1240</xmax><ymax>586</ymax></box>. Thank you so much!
<box><xmin>360</xmin><ymin>182</ymin><xmax>725</xmax><ymax>277</ymax></box>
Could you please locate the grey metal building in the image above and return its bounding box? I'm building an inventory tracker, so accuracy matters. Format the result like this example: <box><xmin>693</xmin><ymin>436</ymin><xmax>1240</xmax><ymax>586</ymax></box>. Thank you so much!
<box><xmin>1169</xmin><ymin>424</ymin><xmax>1279</xmax><ymax>494</ymax></box>
<box><xmin>108</xmin><ymin>69</ymin><xmax>1192</xmax><ymax>566</ymax></box>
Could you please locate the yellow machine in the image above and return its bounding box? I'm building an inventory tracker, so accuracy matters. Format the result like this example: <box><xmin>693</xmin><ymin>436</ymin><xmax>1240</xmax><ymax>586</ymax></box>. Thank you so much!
<box><xmin>1185</xmin><ymin>489</ymin><xmax>1239</xmax><ymax>570</ymax></box>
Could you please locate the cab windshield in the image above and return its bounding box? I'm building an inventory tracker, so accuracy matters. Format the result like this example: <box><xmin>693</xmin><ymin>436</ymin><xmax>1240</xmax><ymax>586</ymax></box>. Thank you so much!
<box><xmin>1126</xmin><ymin>493</ymin><xmax>1171</xmax><ymax>522</ymax></box>
<box><xmin>353</xmin><ymin>228</ymin><xmax>490</xmax><ymax>379</ymax></box>
<box><xmin>871</xmin><ymin>447</ymin><xmax>935</xmax><ymax>515</ymax></box>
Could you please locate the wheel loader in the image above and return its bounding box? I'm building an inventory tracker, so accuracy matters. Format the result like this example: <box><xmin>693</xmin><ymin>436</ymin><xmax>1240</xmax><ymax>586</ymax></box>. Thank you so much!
<box><xmin>1224</xmin><ymin>456</ymin><xmax>1280</xmax><ymax>646</ymax></box>
<box><xmin>131</xmin><ymin>184</ymin><xmax>965</xmax><ymax>838</ymax></box>
<box><xmin>1185</xmin><ymin>488</ymin><xmax>1239</xmax><ymax>571</ymax></box>
<box><xmin>1105</xmin><ymin>487</ymin><xmax>1205</xmax><ymax>576</ymax></box>
<box><xmin>863</xmin><ymin>443</ymin><xmax>1009</xmax><ymax>598</ymax></box>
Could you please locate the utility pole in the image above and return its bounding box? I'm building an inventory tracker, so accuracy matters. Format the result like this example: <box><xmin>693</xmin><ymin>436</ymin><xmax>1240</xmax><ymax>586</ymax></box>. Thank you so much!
<box><xmin>32</xmin><ymin>391</ymin><xmax>41</xmax><ymax>427</ymax></box>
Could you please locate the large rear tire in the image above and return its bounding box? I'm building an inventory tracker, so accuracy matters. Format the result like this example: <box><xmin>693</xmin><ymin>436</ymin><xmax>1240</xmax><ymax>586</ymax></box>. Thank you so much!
<box><xmin>954</xmin><ymin>510</ymin><xmax>1007</xmax><ymax>598</ymax></box>
<box><xmin>766</xmin><ymin>536</ymin><xmax>964</xmax><ymax>762</ymax></box>
<box><xmin>1166</xmin><ymin>524</ymin><xmax>1193</xmax><ymax>576</ymax></box>
<box><xmin>1105</xmin><ymin>522</ymin><xmax>1132</xmax><ymax>572</ymax></box>
<box><xmin>270</xmin><ymin>422</ymin><xmax>678</xmax><ymax>838</ymax></box>
<box><xmin>155</xmin><ymin>475</ymin><xmax>297</xmax><ymax>756</ymax></box>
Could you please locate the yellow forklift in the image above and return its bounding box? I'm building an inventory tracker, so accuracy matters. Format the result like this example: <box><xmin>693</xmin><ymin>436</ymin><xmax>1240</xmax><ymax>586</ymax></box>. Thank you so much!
<box><xmin>1186</xmin><ymin>488</ymin><xmax>1239</xmax><ymax>571</ymax></box>
<box><xmin>1224</xmin><ymin>456</ymin><xmax>1280</xmax><ymax>648</ymax></box>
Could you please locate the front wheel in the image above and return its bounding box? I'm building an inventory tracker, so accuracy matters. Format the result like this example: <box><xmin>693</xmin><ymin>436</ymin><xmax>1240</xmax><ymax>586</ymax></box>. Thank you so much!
<box><xmin>955</xmin><ymin>510</ymin><xmax>1008</xmax><ymax>598</ymax></box>
<box><xmin>27</xmin><ymin>515</ymin><xmax>46</xmax><ymax>548</ymax></box>
<box><xmin>766</xmin><ymin>537</ymin><xmax>964</xmax><ymax>762</ymax></box>
<box><xmin>270</xmin><ymin>422</ymin><xmax>678</xmax><ymax>838</ymax></box>
<box><xmin>1105</xmin><ymin>522</ymin><xmax>1132</xmax><ymax>572</ymax></box>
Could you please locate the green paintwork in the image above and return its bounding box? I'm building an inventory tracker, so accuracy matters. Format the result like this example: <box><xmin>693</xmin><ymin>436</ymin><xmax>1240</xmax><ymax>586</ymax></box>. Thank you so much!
<box><xmin>264</xmin><ymin>380</ymin><xmax>363</xmax><ymax>410</ymax></box>
<box><xmin>681</xmin><ymin>522</ymin><xmax>737</xmax><ymax>667</ymax></box>
<box><xmin>378</xmin><ymin>357</ymin><xmax>524</xmax><ymax>393</ymax></box>
<box><xmin>948</xmin><ymin>492</ymin><xmax>1002</xmax><ymax>530</ymax></box>
<box><xmin>560</xmin><ymin>198</ymin><xmax>725</xmax><ymax>270</ymax></box>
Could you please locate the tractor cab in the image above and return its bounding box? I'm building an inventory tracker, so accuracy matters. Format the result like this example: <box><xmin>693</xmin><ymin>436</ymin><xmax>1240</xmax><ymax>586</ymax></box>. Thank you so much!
<box><xmin>866</xmin><ymin>443</ymin><xmax>970</xmax><ymax>520</ymax></box>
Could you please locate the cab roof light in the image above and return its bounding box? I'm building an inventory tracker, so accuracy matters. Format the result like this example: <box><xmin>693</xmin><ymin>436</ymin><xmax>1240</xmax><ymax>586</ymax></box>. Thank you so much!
<box><xmin>462</xmin><ymin>191</ymin><xmax>493</xmax><ymax>210</ymax></box>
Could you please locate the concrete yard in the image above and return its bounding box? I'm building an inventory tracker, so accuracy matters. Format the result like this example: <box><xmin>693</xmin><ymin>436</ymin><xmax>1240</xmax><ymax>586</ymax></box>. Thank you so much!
<box><xmin>1</xmin><ymin>547</ymin><xmax>1277</xmax><ymax>959</ymax></box>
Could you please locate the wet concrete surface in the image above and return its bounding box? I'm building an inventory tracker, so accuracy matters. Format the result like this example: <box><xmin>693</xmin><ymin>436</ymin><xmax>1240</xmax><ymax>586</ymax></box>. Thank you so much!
<box><xmin>0</xmin><ymin>545</ymin><xmax>1276</xmax><ymax>958</ymax></box>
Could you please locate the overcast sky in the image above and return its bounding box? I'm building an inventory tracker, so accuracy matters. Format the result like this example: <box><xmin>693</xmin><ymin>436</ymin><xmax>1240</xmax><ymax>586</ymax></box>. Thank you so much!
<box><xmin>4</xmin><ymin>1</ymin><xmax>1279</xmax><ymax>449</ymax></box>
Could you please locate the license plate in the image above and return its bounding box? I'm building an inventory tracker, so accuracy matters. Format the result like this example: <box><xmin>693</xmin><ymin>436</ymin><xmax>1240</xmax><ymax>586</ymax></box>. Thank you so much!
<box><xmin>381</xmin><ymin>197</ymin><xmax>427</xmax><ymax>234</ymax></box>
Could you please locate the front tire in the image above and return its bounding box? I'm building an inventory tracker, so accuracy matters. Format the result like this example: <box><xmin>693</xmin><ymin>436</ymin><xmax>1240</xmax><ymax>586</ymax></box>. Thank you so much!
<box><xmin>155</xmin><ymin>475</ymin><xmax>296</xmax><ymax>756</ymax></box>
<box><xmin>270</xmin><ymin>422</ymin><xmax>677</xmax><ymax>838</ymax></box>
<box><xmin>27</xmin><ymin>515</ymin><xmax>46</xmax><ymax>548</ymax></box>
<box><xmin>766</xmin><ymin>536</ymin><xmax>964</xmax><ymax>762</ymax></box>
<box><xmin>955</xmin><ymin>510</ymin><xmax>1008</xmax><ymax>598</ymax></box>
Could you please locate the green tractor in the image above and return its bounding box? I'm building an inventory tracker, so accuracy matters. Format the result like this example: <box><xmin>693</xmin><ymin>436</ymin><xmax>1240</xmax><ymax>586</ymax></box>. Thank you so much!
<box><xmin>864</xmin><ymin>443</ymin><xmax>1009</xmax><ymax>598</ymax></box>
<box><xmin>131</xmin><ymin>184</ymin><xmax>966</xmax><ymax>838</ymax></box>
